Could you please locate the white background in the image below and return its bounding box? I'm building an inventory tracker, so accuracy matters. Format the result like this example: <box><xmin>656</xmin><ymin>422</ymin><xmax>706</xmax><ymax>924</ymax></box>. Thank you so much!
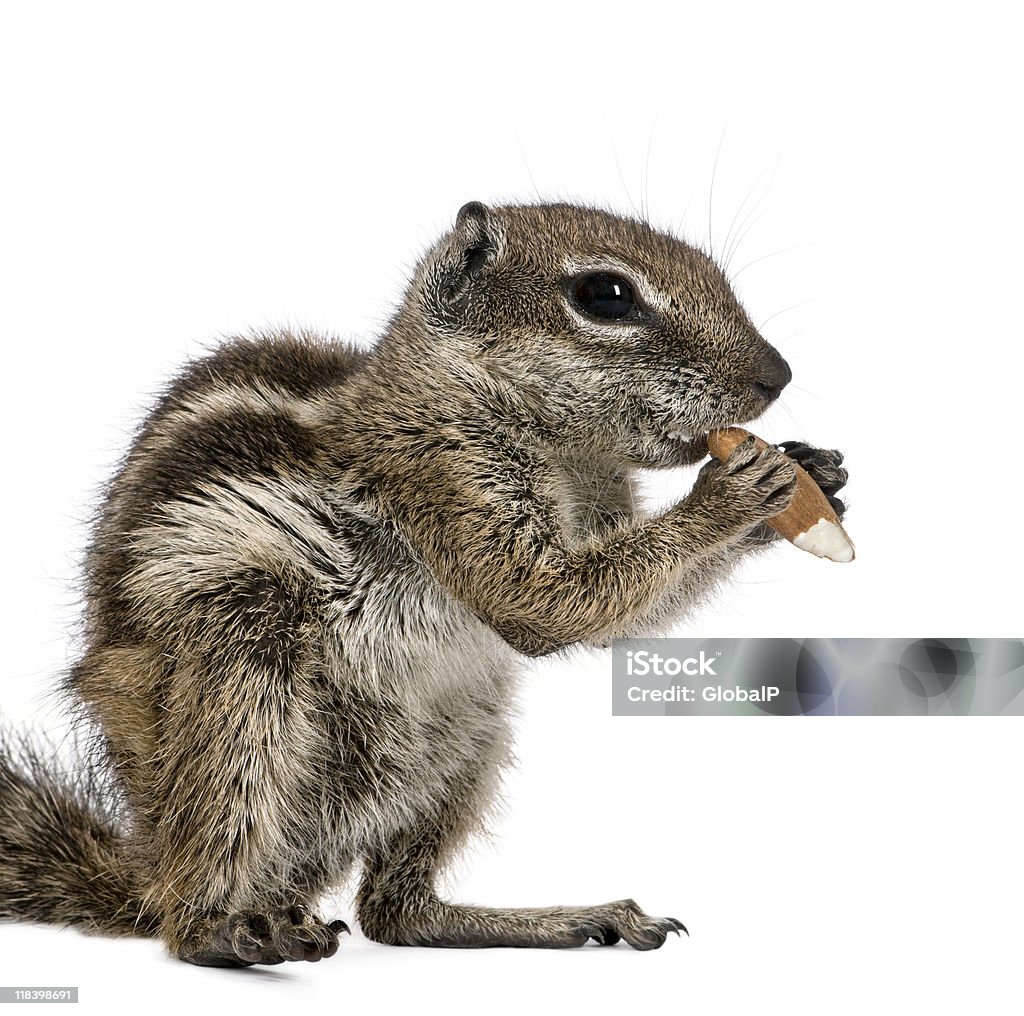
<box><xmin>1</xmin><ymin>1</ymin><xmax>1022</xmax><ymax>1013</ymax></box>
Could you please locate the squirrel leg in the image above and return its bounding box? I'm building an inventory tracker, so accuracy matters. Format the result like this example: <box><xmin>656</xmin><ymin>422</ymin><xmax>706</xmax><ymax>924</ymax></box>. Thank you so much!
<box><xmin>417</xmin><ymin>436</ymin><xmax>798</xmax><ymax>655</ymax></box>
<box><xmin>137</xmin><ymin>567</ymin><xmax>347</xmax><ymax>966</ymax></box>
<box><xmin>356</xmin><ymin>757</ymin><xmax>684</xmax><ymax>951</ymax></box>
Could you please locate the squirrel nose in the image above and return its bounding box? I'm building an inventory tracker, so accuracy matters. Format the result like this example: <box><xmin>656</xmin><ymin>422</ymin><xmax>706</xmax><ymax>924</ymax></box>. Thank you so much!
<box><xmin>750</xmin><ymin>351</ymin><xmax>792</xmax><ymax>403</ymax></box>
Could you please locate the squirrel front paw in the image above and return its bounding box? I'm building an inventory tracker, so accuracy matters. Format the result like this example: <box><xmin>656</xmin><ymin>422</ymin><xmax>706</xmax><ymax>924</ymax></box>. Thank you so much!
<box><xmin>690</xmin><ymin>435</ymin><xmax>797</xmax><ymax>536</ymax></box>
<box><xmin>778</xmin><ymin>441</ymin><xmax>848</xmax><ymax>519</ymax></box>
<box><xmin>731</xmin><ymin>440</ymin><xmax>849</xmax><ymax>547</ymax></box>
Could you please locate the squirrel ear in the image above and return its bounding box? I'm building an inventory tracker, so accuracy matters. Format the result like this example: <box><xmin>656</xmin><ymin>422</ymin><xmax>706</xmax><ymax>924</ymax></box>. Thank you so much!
<box><xmin>438</xmin><ymin>201</ymin><xmax>501</xmax><ymax>307</ymax></box>
<box><xmin>456</xmin><ymin>200</ymin><xmax>490</xmax><ymax>231</ymax></box>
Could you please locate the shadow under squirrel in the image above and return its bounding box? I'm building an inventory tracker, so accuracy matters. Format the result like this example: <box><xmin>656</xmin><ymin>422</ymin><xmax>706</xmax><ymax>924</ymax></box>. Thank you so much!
<box><xmin>0</xmin><ymin>202</ymin><xmax>848</xmax><ymax>965</ymax></box>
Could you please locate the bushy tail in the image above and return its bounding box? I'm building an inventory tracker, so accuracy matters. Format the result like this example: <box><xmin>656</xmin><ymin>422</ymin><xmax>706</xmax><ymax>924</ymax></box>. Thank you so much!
<box><xmin>0</xmin><ymin>731</ymin><xmax>154</xmax><ymax>936</ymax></box>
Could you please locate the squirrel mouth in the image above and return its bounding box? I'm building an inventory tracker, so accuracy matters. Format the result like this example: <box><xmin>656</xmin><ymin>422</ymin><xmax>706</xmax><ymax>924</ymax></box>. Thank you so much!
<box><xmin>654</xmin><ymin>424</ymin><xmax>711</xmax><ymax>464</ymax></box>
<box><xmin>666</xmin><ymin>428</ymin><xmax>712</xmax><ymax>446</ymax></box>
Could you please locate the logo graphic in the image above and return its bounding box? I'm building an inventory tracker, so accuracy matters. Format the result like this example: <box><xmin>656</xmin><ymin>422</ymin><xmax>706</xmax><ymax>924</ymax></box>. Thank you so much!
<box><xmin>611</xmin><ymin>639</ymin><xmax>1024</xmax><ymax>716</ymax></box>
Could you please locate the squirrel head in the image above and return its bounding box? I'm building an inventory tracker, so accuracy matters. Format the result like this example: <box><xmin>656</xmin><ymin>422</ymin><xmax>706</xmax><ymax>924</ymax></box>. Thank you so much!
<box><xmin>402</xmin><ymin>201</ymin><xmax>792</xmax><ymax>468</ymax></box>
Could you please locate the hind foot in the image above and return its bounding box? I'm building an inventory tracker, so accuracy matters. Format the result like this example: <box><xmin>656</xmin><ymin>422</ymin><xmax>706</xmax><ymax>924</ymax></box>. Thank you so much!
<box><xmin>364</xmin><ymin>896</ymin><xmax>686</xmax><ymax>950</ymax></box>
<box><xmin>548</xmin><ymin>898</ymin><xmax>687</xmax><ymax>950</ymax></box>
<box><xmin>177</xmin><ymin>905</ymin><xmax>349</xmax><ymax>967</ymax></box>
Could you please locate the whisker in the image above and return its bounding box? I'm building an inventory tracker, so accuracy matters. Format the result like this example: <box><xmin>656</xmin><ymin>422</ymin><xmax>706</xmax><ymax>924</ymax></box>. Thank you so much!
<box><xmin>707</xmin><ymin>120</ymin><xmax>729</xmax><ymax>258</ymax></box>
<box><xmin>774</xmin><ymin>399</ymin><xmax>803</xmax><ymax>435</ymax></box>
<box><xmin>722</xmin><ymin>200</ymin><xmax>775</xmax><ymax>273</ymax></box>
<box><xmin>730</xmin><ymin>243</ymin><xmax>813</xmax><ymax>280</ymax></box>
<box><xmin>512</xmin><ymin>120</ymin><xmax>543</xmax><ymax>203</ymax></box>
<box><xmin>787</xmin><ymin>382</ymin><xmax>835</xmax><ymax>409</ymax></box>
<box><xmin>641</xmin><ymin>94</ymin><xmax>664</xmax><ymax>225</ymax></box>
<box><xmin>606</xmin><ymin>114</ymin><xmax>641</xmax><ymax>220</ymax></box>
<box><xmin>678</xmin><ymin>170</ymin><xmax>706</xmax><ymax>241</ymax></box>
<box><xmin>759</xmin><ymin>298</ymin><xmax>815</xmax><ymax>330</ymax></box>
<box><xmin>721</xmin><ymin>153</ymin><xmax>781</xmax><ymax>272</ymax></box>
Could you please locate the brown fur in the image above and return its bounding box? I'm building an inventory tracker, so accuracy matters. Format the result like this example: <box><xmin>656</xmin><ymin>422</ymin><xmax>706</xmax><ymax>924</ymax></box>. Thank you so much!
<box><xmin>0</xmin><ymin>202</ymin><xmax>847</xmax><ymax>965</ymax></box>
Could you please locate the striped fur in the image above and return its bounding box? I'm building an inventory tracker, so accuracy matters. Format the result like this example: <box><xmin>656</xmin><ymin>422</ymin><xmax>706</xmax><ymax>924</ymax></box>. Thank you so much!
<box><xmin>0</xmin><ymin>203</ymin><xmax>842</xmax><ymax>965</ymax></box>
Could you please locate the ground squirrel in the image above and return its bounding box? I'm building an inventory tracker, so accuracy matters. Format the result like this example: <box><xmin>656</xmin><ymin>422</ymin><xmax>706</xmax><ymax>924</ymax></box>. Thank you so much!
<box><xmin>0</xmin><ymin>201</ymin><xmax>848</xmax><ymax>965</ymax></box>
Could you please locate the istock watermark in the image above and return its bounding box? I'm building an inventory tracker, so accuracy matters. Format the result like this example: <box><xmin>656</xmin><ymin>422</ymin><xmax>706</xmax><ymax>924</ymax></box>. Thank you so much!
<box><xmin>624</xmin><ymin>649</ymin><xmax>719</xmax><ymax>677</ymax></box>
<box><xmin>611</xmin><ymin>638</ymin><xmax>1024</xmax><ymax>716</ymax></box>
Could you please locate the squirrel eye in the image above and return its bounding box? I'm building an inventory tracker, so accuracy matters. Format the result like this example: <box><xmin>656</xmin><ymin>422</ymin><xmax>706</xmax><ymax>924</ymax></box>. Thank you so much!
<box><xmin>569</xmin><ymin>272</ymin><xmax>638</xmax><ymax>320</ymax></box>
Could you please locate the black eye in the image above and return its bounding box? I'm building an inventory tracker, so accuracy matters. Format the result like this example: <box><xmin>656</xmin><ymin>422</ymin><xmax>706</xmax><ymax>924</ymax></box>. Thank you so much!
<box><xmin>569</xmin><ymin>272</ymin><xmax>638</xmax><ymax>321</ymax></box>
